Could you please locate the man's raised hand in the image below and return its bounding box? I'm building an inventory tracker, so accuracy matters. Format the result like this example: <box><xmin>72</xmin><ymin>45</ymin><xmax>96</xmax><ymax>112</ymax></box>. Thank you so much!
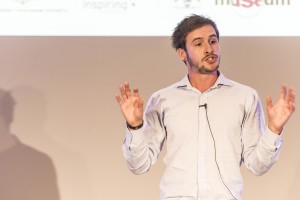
<box><xmin>266</xmin><ymin>84</ymin><xmax>295</xmax><ymax>134</ymax></box>
<box><xmin>115</xmin><ymin>82</ymin><xmax>144</xmax><ymax>127</ymax></box>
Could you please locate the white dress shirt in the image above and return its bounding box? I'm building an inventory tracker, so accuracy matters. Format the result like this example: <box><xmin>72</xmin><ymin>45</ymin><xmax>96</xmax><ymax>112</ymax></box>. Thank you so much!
<box><xmin>122</xmin><ymin>72</ymin><xmax>282</xmax><ymax>200</ymax></box>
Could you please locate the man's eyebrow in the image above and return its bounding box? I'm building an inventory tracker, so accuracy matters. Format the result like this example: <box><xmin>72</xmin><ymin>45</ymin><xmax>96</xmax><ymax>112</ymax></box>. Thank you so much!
<box><xmin>191</xmin><ymin>37</ymin><xmax>203</xmax><ymax>43</ymax></box>
<box><xmin>191</xmin><ymin>34</ymin><xmax>218</xmax><ymax>43</ymax></box>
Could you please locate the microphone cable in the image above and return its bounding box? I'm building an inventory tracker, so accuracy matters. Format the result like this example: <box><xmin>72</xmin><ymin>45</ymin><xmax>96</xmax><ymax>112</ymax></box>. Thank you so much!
<box><xmin>203</xmin><ymin>103</ymin><xmax>238</xmax><ymax>200</ymax></box>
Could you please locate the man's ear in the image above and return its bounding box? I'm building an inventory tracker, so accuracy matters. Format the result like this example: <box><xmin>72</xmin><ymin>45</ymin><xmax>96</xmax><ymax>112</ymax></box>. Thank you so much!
<box><xmin>177</xmin><ymin>48</ymin><xmax>187</xmax><ymax>62</ymax></box>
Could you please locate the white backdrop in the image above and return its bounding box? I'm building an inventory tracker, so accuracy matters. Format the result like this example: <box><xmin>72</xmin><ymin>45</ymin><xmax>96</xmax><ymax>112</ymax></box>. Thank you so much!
<box><xmin>0</xmin><ymin>0</ymin><xmax>299</xmax><ymax>36</ymax></box>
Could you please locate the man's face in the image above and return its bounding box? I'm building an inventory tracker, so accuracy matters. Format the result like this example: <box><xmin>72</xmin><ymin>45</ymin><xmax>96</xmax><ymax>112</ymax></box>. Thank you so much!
<box><xmin>179</xmin><ymin>25</ymin><xmax>220</xmax><ymax>74</ymax></box>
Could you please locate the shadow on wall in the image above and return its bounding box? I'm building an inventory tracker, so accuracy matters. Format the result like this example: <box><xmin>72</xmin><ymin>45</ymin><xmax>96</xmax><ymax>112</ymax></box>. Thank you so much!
<box><xmin>0</xmin><ymin>88</ymin><xmax>60</xmax><ymax>200</ymax></box>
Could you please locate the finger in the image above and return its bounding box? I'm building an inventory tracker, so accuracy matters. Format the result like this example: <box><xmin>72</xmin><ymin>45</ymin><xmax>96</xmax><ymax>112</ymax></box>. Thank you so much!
<box><xmin>266</xmin><ymin>95</ymin><xmax>273</xmax><ymax>110</ymax></box>
<box><xmin>279</xmin><ymin>84</ymin><xmax>287</xmax><ymax>100</ymax></box>
<box><xmin>119</xmin><ymin>84</ymin><xmax>127</xmax><ymax>100</ymax></box>
<box><xmin>133</xmin><ymin>97</ymin><xmax>139</xmax><ymax>108</ymax></box>
<box><xmin>124</xmin><ymin>82</ymin><xmax>132</xmax><ymax>97</ymax></box>
<box><xmin>115</xmin><ymin>93</ymin><xmax>122</xmax><ymax>104</ymax></box>
<box><xmin>288</xmin><ymin>87</ymin><xmax>296</xmax><ymax>112</ymax></box>
<box><xmin>289</xmin><ymin>101</ymin><xmax>296</xmax><ymax>113</ymax></box>
<box><xmin>287</xmin><ymin>87</ymin><xmax>295</xmax><ymax>103</ymax></box>
<box><xmin>133</xmin><ymin>87</ymin><xmax>139</xmax><ymax>97</ymax></box>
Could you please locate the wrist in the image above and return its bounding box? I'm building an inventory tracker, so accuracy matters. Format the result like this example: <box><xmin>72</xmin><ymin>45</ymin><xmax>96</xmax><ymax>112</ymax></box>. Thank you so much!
<box><xmin>268</xmin><ymin>124</ymin><xmax>283</xmax><ymax>135</ymax></box>
<box><xmin>127</xmin><ymin>120</ymin><xmax>144</xmax><ymax>130</ymax></box>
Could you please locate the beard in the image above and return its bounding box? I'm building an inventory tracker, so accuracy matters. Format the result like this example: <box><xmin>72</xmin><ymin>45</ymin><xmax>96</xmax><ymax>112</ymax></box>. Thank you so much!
<box><xmin>186</xmin><ymin>53</ymin><xmax>220</xmax><ymax>74</ymax></box>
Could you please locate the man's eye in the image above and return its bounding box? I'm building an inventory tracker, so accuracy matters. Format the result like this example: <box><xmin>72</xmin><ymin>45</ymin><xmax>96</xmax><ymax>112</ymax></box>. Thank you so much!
<box><xmin>195</xmin><ymin>43</ymin><xmax>202</xmax><ymax>46</ymax></box>
<box><xmin>210</xmin><ymin>40</ymin><xmax>217</xmax><ymax>44</ymax></box>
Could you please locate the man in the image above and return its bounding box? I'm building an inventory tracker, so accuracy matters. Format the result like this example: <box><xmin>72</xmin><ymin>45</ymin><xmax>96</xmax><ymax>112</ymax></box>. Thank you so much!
<box><xmin>115</xmin><ymin>15</ymin><xmax>295</xmax><ymax>200</ymax></box>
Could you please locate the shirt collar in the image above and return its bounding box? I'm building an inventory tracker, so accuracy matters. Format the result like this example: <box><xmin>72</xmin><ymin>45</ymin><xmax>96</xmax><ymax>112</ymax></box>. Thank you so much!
<box><xmin>176</xmin><ymin>71</ymin><xmax>233</xmax><ymax>89</ymax></box>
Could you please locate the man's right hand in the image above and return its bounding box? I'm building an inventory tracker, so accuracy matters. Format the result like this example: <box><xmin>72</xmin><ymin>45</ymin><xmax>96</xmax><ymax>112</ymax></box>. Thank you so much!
<box><xmin>115</xmin><ymin>82</ymin><xmax>144</xmax><ymax>127</ymax></box>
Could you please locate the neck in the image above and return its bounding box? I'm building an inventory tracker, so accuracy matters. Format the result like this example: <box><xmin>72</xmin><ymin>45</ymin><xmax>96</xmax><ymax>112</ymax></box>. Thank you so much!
<box><xmin>188</xmin><ymin>71</ymin><xmax>219</xmax><ymax>93</ymax></box>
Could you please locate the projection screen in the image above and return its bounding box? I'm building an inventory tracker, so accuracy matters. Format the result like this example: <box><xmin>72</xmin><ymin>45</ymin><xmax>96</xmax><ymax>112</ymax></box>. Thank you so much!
<box><xmin>0</xmin><ymin>0</ymin><xmax>299</xmax><ymax>36</ymax></box>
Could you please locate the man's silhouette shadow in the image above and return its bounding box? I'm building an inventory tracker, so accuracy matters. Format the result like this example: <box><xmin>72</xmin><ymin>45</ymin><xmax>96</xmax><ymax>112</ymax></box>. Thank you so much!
<box><xmin>0</xmin><ymin>88</ymin><xmax>60</xmax><ymax>200</ymax></box>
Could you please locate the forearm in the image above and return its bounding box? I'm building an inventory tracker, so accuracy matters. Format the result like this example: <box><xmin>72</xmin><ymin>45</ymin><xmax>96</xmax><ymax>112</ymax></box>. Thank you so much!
<box><xmin>244</xmin><ymin>127</ymin><xmax>282</xmax><ymax>176</ymax></box>
<box><xmin>122</xmin><ymin>128</ymin><xmax>153</xmax><ymax>174</ymax></box>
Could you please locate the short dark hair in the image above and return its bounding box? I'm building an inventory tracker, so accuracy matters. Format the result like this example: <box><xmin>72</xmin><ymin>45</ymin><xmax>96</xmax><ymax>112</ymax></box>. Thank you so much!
<box><xmin>171</xmin><ymin>14</ymin><xmax>219</xmax><ymax>50</ymax></box>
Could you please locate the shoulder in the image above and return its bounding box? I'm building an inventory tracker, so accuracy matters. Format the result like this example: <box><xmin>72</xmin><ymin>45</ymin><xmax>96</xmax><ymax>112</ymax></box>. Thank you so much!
<box><xmin>219</xmin><ymin>73</ymin><xmax>261</xmax><ymax>104</ymax></box>
<box><xmin>151</xmin><ymin>79</ymin><xmax>184</xmax><ymax>98</ymax></box>
<box><xmin>229</xmin><ymin>79</ymin><xmax>258</xmax><ymax>94</ymax></box>
<box><xmin>227</xmin><ymin>79</ymin><xmax>262</xmax><ymax>109</ymax></box>
<box><xmin>217</xmin><ymin>72</ymin><xmax>258</xmax><ymax>96</ymax></box>
<box><xmin>145</xmin><ymin>79</ymin><xmax>184</xmax><ymax>109</ymax></box>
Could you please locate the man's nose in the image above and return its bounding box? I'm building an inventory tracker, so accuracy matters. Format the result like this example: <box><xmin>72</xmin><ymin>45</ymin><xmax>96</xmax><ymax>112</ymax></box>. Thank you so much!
<box><xmin>204</xmin><ymin>43</ymin><xmax>213</xmax><ymax>54</ymax></box>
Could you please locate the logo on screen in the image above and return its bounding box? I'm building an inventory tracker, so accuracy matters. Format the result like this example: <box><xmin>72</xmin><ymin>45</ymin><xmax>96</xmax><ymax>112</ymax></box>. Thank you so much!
<box><xmin>215</xmin><ymin>0</ymin><xmax>291</xmax><ymax>7</ymax></box>
<box><xmin>173</xmin><ymin>0</ymin><xmax>201</xmax><ymax>9</ymax></box>
<box><xmin>82</xmin><ymin>0</ymin><xmax>136</xmax><ymax>11</ymax></box>
<box><xmin>215</xmin><ymin>0</ymin><xmax>291</xmax><ymax>17</ymax></box>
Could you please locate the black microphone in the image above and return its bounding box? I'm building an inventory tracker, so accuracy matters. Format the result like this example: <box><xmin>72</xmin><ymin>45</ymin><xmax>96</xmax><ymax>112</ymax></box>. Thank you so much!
<box><xmin>199</xmin><ymin>103</ymin><xmax>207</xmax><ymax>108</ymax></box>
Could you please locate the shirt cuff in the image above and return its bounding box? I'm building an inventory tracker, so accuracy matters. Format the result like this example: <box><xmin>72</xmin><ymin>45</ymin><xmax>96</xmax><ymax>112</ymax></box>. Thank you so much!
<box><xmin>124</xmin><ymin>127</ymin><xmax>145</xmax><ymax>150</ymax></box>
<box><xmin>262</xmin><ymin>127</ymin><xmax>282</xmax><ymax>150</ymax></box>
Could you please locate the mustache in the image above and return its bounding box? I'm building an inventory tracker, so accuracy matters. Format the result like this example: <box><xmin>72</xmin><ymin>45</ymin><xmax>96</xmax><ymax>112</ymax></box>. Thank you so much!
<box><xmin>202</xmin><ymin>54</ymin><xmax>218</xmax><ymax>61</ymax></box>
